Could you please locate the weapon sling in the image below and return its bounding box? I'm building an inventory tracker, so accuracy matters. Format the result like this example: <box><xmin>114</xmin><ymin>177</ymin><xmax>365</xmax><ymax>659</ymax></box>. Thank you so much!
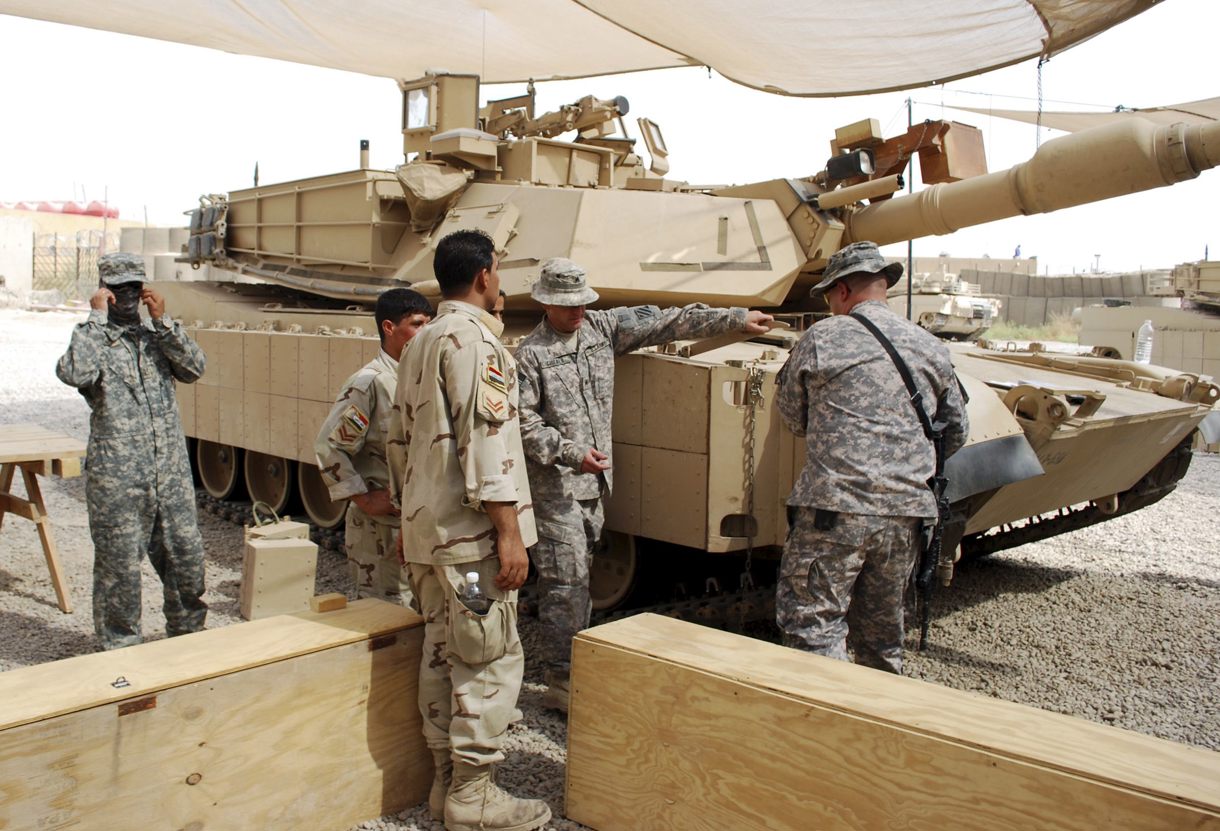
<box><xmin>849</xmin><ymin>311</ymin><xmax>949</xmax><ymax>651</ymax></box>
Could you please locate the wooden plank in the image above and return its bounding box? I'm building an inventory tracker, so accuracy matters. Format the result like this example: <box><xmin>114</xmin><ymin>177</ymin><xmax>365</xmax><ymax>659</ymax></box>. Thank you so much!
<box><xmin>21</xmin><ymin>467</ymin><xmax>72</xmax><ymax>613</ymax></box>
<box><xmin>51</xmin><ymin>456</ymin><xmax>81</xmax><ymax>479</ymax></box>
<box><xmin>0</xmin><ymin>424</ymin><xmax>75</xmax><ymax>439</ymax></box>
<box><xmin>0</xmin><ymin>425</ymin><xmax>55</xmax><ymax>437</ymax></box>
<box><xmin>0</xmin><ymin>598</ymin><xmax>417</xmax><ymax>730</ymax></box>
<box><xmin>310</xmin><ymin>592</ymin><xmax>348</xmax><ymax>612</ymax></box>
<box><xmin>0</xmin><ymin>492</ymin><xmax>38</xmax><ymax>521</ymax></box>
<box><xmin>566</xmin><ymin>614</ymin><xmax>1220</xmax><ymax>831</ymax></box>
<box><xmin>0</xmin><ymin>601</ymin><xmax>428</xmax><ymax>830</ymax></box>
<box><xmin>0</xmin><ymin>437</ymin><xmax>87</xmax><ymax>464</ymax></box>
<box><xmin>0</xmin><ymin>465</ymin><xmax>14</xmax><ymax>534</ymax></box>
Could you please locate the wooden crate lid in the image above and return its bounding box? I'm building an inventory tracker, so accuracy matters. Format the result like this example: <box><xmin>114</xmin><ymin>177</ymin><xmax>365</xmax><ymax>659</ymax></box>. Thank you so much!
<box><xmin>575</xmin><ymin>614</ymin><xmax>1220</xmax><ymax>812</ymax></box>
<box><xmin>0</xmin><ymin>599</ymin><xmax>419</xmax><ymax>731</ymax></box>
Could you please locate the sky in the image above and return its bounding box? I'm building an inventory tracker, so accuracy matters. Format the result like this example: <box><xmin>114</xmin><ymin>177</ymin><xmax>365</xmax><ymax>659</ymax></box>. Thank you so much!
<box><xmin>0</xmin><ymin>0</ymin><xmax>1216</xmax><ymax>276</ymax></box>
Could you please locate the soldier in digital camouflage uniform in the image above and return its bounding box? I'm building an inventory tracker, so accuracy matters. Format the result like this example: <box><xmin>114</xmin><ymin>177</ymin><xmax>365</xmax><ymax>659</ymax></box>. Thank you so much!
<box><xmin>388</xmin><ymin>230</ymin><xmax>550</xmax><ymax>831</ymax></box>
<box><xmin>56</xmin><ymin>252</ymin><xmax>209</xmax><ymax>651</ymax></box>
<box><xmin>315</xmin><ymin>288</ymin><xmax>432</xmax><ymax>605</ymax></box>
<box><xmin>516</xmin><ymin>257</ymin><xmax>774</xmax><ymax>711</ymax></box>
<box><xmin>775</xmin><ymin>241</ymin><xmax>968</xmax><ymax>674</ymax></box>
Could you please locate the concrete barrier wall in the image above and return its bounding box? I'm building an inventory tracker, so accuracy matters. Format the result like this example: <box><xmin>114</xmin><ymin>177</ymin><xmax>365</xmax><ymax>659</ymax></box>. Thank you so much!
<box><xmin>969</xmin><ymin>269</ymin><xmax>1180</xmax><ymax>327</ymax></box>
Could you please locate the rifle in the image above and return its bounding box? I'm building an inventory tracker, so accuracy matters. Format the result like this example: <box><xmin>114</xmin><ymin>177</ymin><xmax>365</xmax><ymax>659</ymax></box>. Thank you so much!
<box><xmin>915</xmin><ymin>423</ymin><xmax>951</xmax><ymax>650</ymax></box>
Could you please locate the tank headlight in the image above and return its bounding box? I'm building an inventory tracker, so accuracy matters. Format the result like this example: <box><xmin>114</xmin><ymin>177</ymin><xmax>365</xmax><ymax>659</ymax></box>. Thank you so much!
<box><xmin>825</xmin><ymin>149</ymin><xmax>875</xmax><ymax>181</ymax></box>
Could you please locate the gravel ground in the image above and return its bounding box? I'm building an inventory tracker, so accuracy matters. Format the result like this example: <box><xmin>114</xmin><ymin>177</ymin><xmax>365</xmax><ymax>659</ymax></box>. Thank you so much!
<box><xmin>1</xmin><ymin>307</ymin><xmax>1217</xmax><ymax>830</ymax></box>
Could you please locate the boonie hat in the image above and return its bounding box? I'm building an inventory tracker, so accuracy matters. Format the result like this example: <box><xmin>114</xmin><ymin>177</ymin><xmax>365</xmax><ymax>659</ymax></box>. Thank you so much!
<box><xmin>530</xmin><ymin>258</ymin><xmax>600</xmax><ymax>307</ymax></box>
<box><xmin>809</xmin><ymin>241</ymin><xmax>903</xmax><ymax>296</ymax></box>
<box><xmin>98</xmin><ymin>252</ymin><xmax>146</xmax><ymax>287</ymax></box>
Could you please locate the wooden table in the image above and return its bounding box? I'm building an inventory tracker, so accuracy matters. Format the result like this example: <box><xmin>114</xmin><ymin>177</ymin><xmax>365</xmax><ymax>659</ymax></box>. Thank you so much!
<box><xmin>0</xmin><ymin>424</ymin><xmax>87</xmax><ymax>613</ymax></box>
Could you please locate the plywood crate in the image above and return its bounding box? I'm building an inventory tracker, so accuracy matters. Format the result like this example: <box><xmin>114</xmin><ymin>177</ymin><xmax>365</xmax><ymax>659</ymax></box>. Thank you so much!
<box><xmin>566</xmin><ymin>614</ymin><xmax>1220</xmax><ymax>831</ymax></box>
<box><xmin>0</xmin><ymin>599</ymin><xmax>429</xmax><ymax>830</ymax></box>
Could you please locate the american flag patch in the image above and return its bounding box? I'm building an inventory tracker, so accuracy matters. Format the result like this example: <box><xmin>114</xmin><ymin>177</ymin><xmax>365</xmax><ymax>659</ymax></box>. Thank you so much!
<box><xmin>485</xmin><ymin>362</ymin><xmax>507</xmax><ymax>392</ymax></box>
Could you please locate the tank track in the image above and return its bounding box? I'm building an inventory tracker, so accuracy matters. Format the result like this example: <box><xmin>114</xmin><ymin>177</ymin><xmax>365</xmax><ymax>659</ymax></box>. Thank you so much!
<box><xmin>195</xmin><ymin>490</ymin><xmax>346</xmax><ymax>553</ymax></box>
<box><xmin>199</xmin><ymin>486</ymin><xmax>778</xmax><ymax>630</ymax></box>
<box><xmin>519</xmin><ymin>574</ymin><xmax>779</xmax><ymax>631</ymax></box>
<box><xmin>961</xmin><ymin>434</ymin><xmax>1195</xmax><ymax>559</ymax></box>
<box><xmin>596</xmin><ymin>583</ymin><xmax>777</xmax><ymax>630</ymax></box>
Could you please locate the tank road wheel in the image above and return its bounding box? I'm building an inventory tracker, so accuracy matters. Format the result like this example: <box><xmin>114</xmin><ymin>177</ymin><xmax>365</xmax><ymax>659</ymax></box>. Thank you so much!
<box><xmin>196</xmin><ymin>440</ymin><xmax>243</xmax><ymax>500</ymax></box>
<box><xmin>297</xmin><ymin>461</ymin><xmax>347</xmax><ymax>530</ymax></box>
<box><xmin>243</xmin><ymin>452</ymin><xmax>296</xmax><ymax>515</ymax></box>
<box><xmin>590</xmin><ymin>530</ymin><xmax>638</xmax><ymax>612</ymax></box>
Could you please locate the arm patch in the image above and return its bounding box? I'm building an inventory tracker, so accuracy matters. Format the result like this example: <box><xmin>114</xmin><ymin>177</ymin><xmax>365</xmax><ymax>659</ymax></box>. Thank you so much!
<box><xmin>329</xmin><ymin>403</ymin><xmax>370</xmax><ymax>447</ymax></box>
<box><xmin>476</xmin><ymin>358</ymin><xmax>510</xmax><ymax>423</ymax></box>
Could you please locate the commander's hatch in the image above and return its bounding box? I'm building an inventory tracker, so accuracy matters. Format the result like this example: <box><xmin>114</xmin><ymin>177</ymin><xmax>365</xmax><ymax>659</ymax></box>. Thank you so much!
<box><xmin>400</xmin><ymin>74</ymin><xmax>481</xmax><ymax>160</ymax></box>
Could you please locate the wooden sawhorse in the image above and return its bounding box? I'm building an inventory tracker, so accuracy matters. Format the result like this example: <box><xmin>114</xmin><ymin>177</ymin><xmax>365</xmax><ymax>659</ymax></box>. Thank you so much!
<box><xmin>0</xmin><ymin>424</ymin><xmax>87</xmax><ymax>613</ymax></box>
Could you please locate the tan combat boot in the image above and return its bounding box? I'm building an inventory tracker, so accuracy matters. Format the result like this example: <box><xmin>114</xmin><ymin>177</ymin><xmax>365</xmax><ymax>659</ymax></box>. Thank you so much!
<box><xmin>429</xmin><ymin>748</ymin><xmax>453</xmax><ymax>821</ymax></box>
<box><xmin>542</xmin><ymin>670</ymin><xmax>569</xmax><ymax>714</ymax></box>
<box><xmin>444</xmin><ymin>760</ymin><xmax>552</xmax><ymax>831</ymax></box>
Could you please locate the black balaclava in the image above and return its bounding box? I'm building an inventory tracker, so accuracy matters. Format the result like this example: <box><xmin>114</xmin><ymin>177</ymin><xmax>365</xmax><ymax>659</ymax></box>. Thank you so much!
<box><xmin>108</xmin><ymin>282</ymin><xmax>143</xmax><ymax>327</ymax></box>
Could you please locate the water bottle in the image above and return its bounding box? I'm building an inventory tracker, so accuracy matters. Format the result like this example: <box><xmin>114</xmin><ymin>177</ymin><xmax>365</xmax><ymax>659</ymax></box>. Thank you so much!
<box><xmin>1134</xmin><ymin>319</ymin><xmax>1154</xmax><ymax>365</ymax></box>
<box><xmin>461</xmin><ymin>571</ymin><xmax>491</xmax><ymax>614</ymax></box>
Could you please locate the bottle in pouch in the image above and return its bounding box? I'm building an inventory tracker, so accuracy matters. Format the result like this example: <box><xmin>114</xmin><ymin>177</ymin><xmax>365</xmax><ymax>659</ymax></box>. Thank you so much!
<box><xmin>1134</xmin><ymin>319</ymin><xmax>1154</xmax><ymax>365</ymax></box>
<box><xmin>461</xmin><ymin>570</ymin><xmax>492</xmax><ymax>614</ymax></box>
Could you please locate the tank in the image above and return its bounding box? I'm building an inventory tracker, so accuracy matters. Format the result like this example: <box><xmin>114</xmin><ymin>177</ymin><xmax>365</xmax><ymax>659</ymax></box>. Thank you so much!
<box><xmin>887</xmin><ymin>267</ymin><xmax>1001</xmax><ymax>340</ymax></box>
<box><xmin>1173</xmin><ymin>260</ymin><xmax>1220</xmax><ymax>311</ymax></box>
<box><xmin>156</xmin><ymin>73</ymin><xmax>1220</xmax><ymax>612</ymax></box>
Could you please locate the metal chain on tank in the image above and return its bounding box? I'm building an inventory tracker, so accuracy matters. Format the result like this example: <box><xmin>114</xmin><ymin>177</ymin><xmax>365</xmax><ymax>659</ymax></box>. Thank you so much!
<box><xmin>740</xmin><ymin>365</ymin><xmax>766</xmax><ymax>592</ymax></box>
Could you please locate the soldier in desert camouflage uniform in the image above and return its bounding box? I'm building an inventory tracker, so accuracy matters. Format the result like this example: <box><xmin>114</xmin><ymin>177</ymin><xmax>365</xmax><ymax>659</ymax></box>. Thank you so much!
<box><xmin>516</xmin><ymin>257</ymin><xmax>773</xmax><ymax>710</ymax></box>
<box><xmin>315</xmin><ymin>288</ymin><xmax>432</xmax><ymax>605</ymax></box>
<box><xmin>56</xmin><ymin>252</ymin><xmax>208</xmax><ymax>651</ymax></box>
<box><xmin>389</xmin><ymin>231</ymin><xmax>550</xmax><ymax>831</ymax></box>
<box><xmin>775</xmin><ymin>241</ymin><xmax>968</xmax><ymax>674</ymax></box>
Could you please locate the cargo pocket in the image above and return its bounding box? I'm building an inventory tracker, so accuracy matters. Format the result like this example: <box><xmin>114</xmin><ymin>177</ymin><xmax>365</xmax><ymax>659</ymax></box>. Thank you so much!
<box><xmin>531</xmin><ymin>518</ymin><xmax>583</xmax><ymax>584</ymax></box>
<box><xmin>447</xmin><ymin>593</ymin><xmax>510</xmax><ymax>666</ymax></box>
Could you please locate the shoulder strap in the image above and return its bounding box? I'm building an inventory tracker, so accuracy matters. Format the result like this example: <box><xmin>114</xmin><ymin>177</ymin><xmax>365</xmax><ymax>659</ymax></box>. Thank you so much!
<box><xmin>849</xmin><ymin>312</ymin><xmax>936</xmax><ymax>443</ymax></box>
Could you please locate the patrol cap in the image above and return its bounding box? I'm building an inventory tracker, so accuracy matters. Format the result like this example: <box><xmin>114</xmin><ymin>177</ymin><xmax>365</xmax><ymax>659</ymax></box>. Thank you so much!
<box><xmin>530</xmin><ymin>257</ymin><xmax>600</xmax><ymax>307</ymax></box>
<box><xmin>809</xmin><ymin>241</ymin><xmax>902</xmax><ymax>296</ymax></box>
<box><xmin>98</xmin><ymin>252</ymin><xmax>146</xmax><ymax>287</ymax></box>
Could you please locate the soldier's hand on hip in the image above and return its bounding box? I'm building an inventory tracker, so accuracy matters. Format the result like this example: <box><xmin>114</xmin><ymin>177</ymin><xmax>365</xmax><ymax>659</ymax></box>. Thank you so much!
<box><xmin>140</xmin><ymin>288</ymin><xmax>166</xmax><ymax>319</ymax></box>
<box><xmin>91</xmin><ymin>287</ymin><xmax>115</xmax><ymax>311</ymax></box>
<box><xmin>743</xmin><ymin>309</ymin><xmax>775</xmax><ymax>335</ymax></box>
<box><xmin>352</xmin><ymin>488</ymin><xmax>400</xmax><ymax>517</ymax></box>
<box><xmin>394</xmin><ymin>532</ymin><xmax>406</xmax><ymax>566</ymax></box>
<box><xmin>580</xmin><ymin>448</ymin><xmax>611</xmax><ymax>475</ymax></box>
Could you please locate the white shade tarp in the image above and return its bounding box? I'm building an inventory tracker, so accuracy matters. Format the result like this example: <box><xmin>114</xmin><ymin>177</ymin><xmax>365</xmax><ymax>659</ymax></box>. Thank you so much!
<box><xmin>0</xmin><ymin>1</ymin><xmax>1159</xmax><ymax>96</ymax></box>
<box><xmin>954</xmin><ymin>96</ymin><xmax>1220</xmax><ymax>132</ymax></box>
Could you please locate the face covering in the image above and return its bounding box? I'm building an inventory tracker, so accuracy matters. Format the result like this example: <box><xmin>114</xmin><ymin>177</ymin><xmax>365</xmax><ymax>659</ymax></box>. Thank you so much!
<box><xmin>108</xmin><ymin>283</ymin><xmax>143</xmax><ymax>326</ymax></box>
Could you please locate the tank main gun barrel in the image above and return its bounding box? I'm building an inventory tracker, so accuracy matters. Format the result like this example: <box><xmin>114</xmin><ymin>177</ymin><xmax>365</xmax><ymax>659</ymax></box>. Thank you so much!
<box><xmin>844</xmin><ymin>119</ymin><xmax>1220</xmax><ymax>247</ymax></box>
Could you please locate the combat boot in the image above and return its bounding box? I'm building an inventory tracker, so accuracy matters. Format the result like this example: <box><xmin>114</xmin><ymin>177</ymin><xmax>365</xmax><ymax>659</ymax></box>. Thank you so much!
<box><xmin>429</xmin><ymin>748</ymin><xmax>453</xmax><ymax>821</ymax></box>
<box><xmin>444</xmin><ymin>760</ymin><xmax>551</xmax><ymax>831</ymax></box>
<box><xmin>542</xmin><ymin>670</ymin><xmax>569</xmax><ymax>713</ymax></box>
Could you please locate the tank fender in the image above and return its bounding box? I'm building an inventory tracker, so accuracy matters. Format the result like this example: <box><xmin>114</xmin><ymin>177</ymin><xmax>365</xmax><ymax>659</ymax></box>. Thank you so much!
<box><xmin>945</xmin><ymin>368</ymin><xmax>1045</xmax><ymax>502</ymax></box>
<box><xmin>945</xmin><ymin>434</ymin><xmax>1043</xmax><ymax>503</ymax></box>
